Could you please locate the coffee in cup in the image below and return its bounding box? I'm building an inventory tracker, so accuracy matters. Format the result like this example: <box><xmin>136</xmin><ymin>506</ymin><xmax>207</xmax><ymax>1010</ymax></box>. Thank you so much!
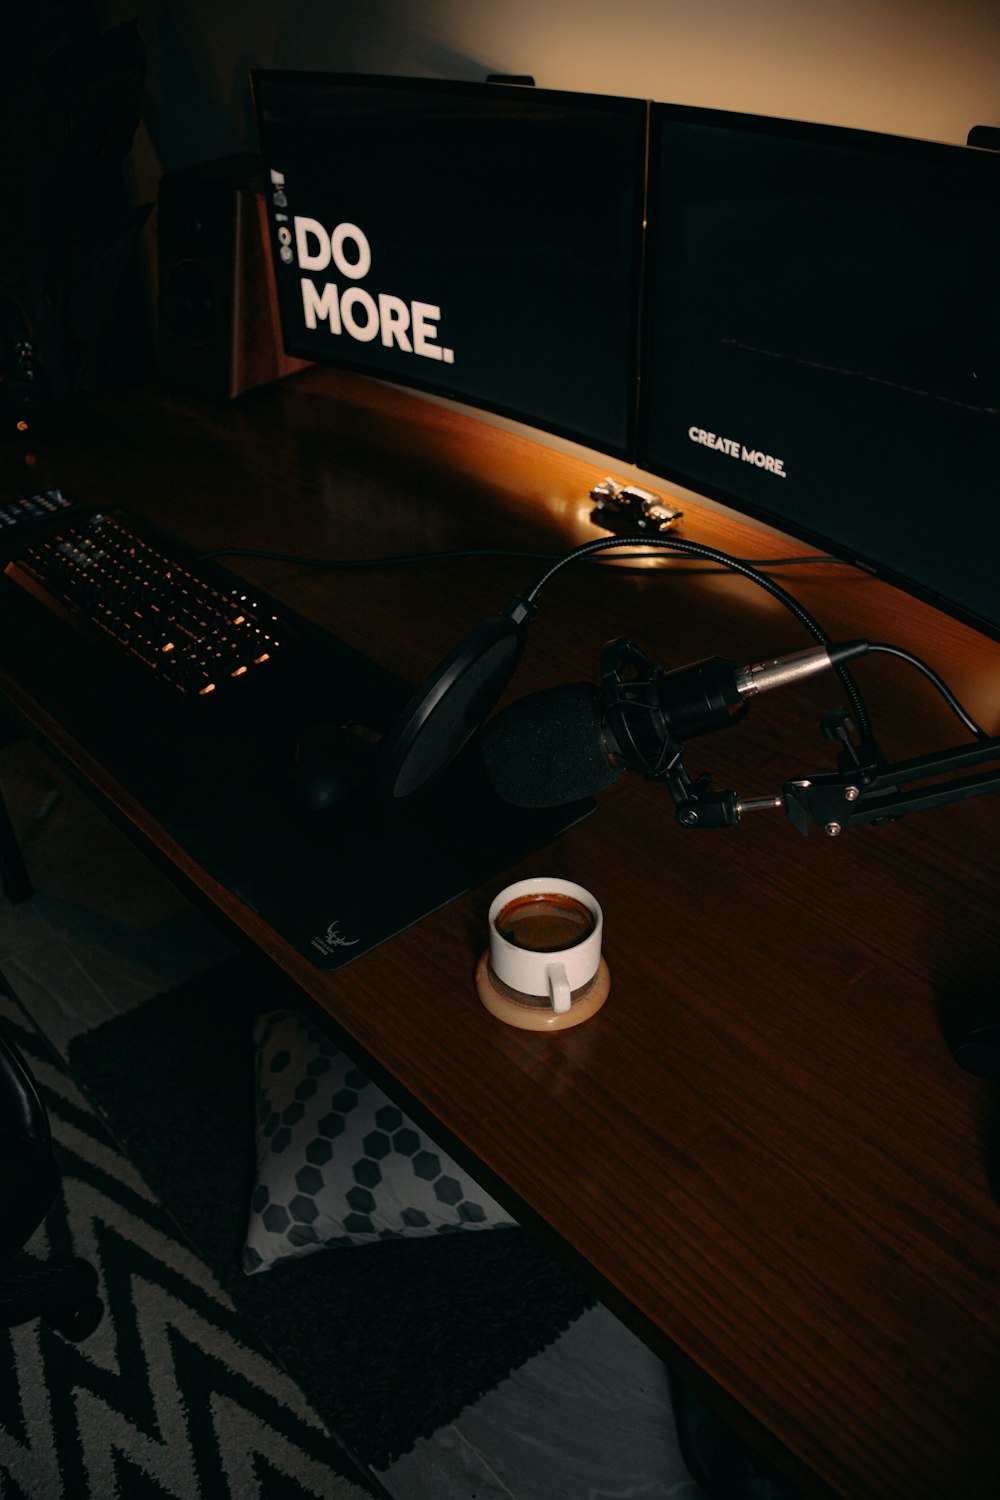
<box><xmin>494</xmin><ymin>891</ymin><xmax>596</xmax><ymax>954</ymax></box>
<box><xmin>476</xmin><ymin>876</ymin><xmax>609</xmax><ymax>1031</ymax></box>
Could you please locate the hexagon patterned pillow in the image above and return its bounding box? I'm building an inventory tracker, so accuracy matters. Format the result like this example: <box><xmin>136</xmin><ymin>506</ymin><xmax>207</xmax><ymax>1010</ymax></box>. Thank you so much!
<box><xmin>243</xmin><ymin>1008</ymin><xmax>517</xmax><ymax>1273</ymax></box>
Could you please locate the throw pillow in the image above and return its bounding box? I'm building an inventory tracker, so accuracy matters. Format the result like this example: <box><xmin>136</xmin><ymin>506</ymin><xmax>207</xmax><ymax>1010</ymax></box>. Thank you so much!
<box><xmin>243</xmin><ymin>1007</ymin><xmax>517</xmax><ymax>1273</ymax></box>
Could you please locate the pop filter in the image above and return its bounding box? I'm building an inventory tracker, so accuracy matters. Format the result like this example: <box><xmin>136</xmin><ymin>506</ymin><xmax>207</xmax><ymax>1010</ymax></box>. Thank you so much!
<box><xmin>376</xmin><ymin>596</ymin><xmax>533</xmax><ymax>801</ymax></box>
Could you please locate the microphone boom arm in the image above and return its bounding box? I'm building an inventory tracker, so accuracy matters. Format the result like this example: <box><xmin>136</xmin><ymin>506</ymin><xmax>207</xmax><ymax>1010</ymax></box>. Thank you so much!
<box><xmin>596</xmin><ymin>635</ymin><xmax>1000</xmax><ymax>836</ymax></box>
<box><xmin>664</xmin><ymin>731</ymin><xmax>1000</xmax><ymax>836</ymax></box>
<box><xmin>778</xmin><ymin>735</ymin><xmax>1000</xmax><ymax>836</ymax></box>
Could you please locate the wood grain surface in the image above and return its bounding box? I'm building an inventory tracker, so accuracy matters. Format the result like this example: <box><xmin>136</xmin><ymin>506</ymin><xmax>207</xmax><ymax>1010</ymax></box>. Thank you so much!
<box><xmin>2</xmin><ymin>368</ymin><xmax>998</xmax><ymax>1499</ymax></box>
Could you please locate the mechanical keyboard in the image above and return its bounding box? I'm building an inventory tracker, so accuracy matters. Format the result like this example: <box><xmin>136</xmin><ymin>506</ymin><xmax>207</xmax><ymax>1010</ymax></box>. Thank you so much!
<box><xmin>0</xmin><ymin>487</ymin><xmax>79</xmax><ymax>534</ymax></box>
<box><xmin>4</xmin><ymin>508</ymin><xmax>294</xmax><ymax>701</ymax></box>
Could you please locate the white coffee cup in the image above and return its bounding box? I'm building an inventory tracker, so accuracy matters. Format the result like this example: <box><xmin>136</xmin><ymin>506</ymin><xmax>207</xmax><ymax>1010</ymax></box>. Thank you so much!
<box><xmin>487</xmin><ymin>877</ymin><xmax>603</xmax><ymax>1014</ymax></box>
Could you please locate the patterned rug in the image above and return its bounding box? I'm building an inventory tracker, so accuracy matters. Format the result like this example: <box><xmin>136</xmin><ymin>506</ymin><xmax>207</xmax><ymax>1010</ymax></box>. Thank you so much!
<box><xmin>0</xmin><ymin>984</ymin><xmax>377</xmax><ymax>1500</ymax></box>
<box><xmin>64</xmin><ymin>959</ymin><xmax>596</xmax><ymax>1471</ymax></box>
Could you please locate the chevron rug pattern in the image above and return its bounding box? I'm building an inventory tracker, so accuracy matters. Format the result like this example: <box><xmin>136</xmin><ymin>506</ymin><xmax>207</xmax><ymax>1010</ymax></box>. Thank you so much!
<box><xmin>0</xmin><ymin>988</ymin><xmax>375</xmax><ymax>1500</ymax></box>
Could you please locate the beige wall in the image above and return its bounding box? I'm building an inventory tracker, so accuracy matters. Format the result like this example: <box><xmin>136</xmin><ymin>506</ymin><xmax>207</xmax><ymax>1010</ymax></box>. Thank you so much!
<box><xmin>104</xmin><ymin>0</ymin><xmax>1000</xmax><ymax>184</ymax></box>
<box><xmin>431</xmin><ymin>0</ymin><xmax>1000</xmax><ymax>143</ymax></box>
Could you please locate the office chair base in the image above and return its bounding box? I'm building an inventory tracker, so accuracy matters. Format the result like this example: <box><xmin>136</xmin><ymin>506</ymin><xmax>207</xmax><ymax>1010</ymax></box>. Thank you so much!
<box><xmin>0</xmin><ymin>788</ymin><xmax>32</xmax><ymax>904</ymax></box>
<box><xmin>0</xmin><ymin>1252</ymin><xmax>104</xmax><ymax>1341</ymax></box>
<box><xmin>669</xmin><ymin>1371</ymin><xmax>801</xmax><ymax>1500</ymax></box>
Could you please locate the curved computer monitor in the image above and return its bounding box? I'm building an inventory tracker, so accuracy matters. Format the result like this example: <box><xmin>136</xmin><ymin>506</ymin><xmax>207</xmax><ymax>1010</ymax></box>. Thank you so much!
<box><xmin>638</xmin><ymin>104</ymin><xmax>1000</xmax><ymax>640</ymax></box>
<box><xmin>251</xmin><ymin>71</ymin><xmax>647</xmax><ymax>459</ymax></box>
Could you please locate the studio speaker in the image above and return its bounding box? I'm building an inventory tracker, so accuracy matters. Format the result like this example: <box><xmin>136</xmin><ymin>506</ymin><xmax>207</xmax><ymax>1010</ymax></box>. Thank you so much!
<box><xmin>157</xmin><ymin>153</ymin><xmax>309</xmax><ymax>400</ymax></box>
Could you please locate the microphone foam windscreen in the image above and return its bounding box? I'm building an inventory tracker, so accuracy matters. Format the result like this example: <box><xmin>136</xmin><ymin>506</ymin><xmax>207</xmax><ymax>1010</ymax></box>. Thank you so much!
<box><xmin>481</xmin><ymin>682</ymin><xmax>622</xmax><ymax>807</ymax></box>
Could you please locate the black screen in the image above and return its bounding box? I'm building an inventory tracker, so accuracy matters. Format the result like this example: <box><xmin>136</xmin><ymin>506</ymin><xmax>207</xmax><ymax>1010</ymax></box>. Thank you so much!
<box><xmin>639</xmin><ymin>105</ymin><xmax>1000</xmax><ymax>638</ymax></box>
<box><xmin>252</xmin><ymin>72</ymin><xmax>647</xmax><ymax>457</ymax></box>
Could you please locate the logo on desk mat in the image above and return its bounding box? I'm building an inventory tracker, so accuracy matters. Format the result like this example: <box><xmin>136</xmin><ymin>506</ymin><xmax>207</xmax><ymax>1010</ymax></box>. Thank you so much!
<box><xmin>310</xmin><ymin>919</ymin><xmax>361</xmax><ymax>957</ymax></box>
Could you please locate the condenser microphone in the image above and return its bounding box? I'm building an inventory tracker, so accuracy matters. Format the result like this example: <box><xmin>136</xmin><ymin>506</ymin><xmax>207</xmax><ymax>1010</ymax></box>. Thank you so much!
<box><xmin>481</xmin><ymin>638</ymin><xmax>869</xmax><ymax>808</ymax></box>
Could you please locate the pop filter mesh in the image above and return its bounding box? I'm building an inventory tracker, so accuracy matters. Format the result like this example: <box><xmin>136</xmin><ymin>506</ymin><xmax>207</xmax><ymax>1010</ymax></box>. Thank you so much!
<box><xmin>388</xmin><ymin>635</ymin><xmax>525</xmax><ymax>799</ymax></box>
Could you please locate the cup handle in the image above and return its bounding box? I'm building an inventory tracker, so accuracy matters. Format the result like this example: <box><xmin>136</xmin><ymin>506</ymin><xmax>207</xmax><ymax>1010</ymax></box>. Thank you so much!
<box><xmin>546</xmin><ymin>962</ymin><xmax>572</xmax><ymax>1014</ymax></box>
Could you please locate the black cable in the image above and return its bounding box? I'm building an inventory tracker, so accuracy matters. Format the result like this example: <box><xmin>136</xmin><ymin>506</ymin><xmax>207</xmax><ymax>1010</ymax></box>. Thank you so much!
<box><xmin>198</xmin><ymin>539</ymin><xmax>993</xmax><ymax>750</ymax></box>
<box><xmin>197</xmin><ymin>534</ymin><xmax>874</xmax><ymax>737</ymax></box>
<box><xmin>866</xmin><ymin>642</ymin><xmax>987</xmax><ymax>739</ymax></box>
<box><xmin>197</xmin><ymin>542</ymin><xmax>849</xmax><ymax>572</ymax></box>
<box><xmin>198</xmin><ymin>545</ymin><xmax>554</xmax><ymax>568</ymax></box>
<box><xmin>524</xmin><ymin>533</ymin><xmax>874</xmax><ymax>740</ymax></box>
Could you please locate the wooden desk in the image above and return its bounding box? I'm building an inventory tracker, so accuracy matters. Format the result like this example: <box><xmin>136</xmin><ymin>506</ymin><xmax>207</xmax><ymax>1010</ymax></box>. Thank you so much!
<box><xmin>2</xmin><ymin>369</ymin><xmax>998</xmax><ymax>1499</ymax></box>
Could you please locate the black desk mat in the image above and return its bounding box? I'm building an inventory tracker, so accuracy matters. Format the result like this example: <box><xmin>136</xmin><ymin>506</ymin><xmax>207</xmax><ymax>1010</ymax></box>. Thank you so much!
<box><xmin>0</xmin><ymin>549</ymin><xmax>592</xmax><ymax>970</ymax></box>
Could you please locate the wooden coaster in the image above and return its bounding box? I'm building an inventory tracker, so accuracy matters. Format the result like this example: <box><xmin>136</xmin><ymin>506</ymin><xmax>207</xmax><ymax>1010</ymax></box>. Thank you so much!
<box><xmin>475</xmin><ymin>951</ymin><xmax>610</xmax><ymax>1031</ymax></box>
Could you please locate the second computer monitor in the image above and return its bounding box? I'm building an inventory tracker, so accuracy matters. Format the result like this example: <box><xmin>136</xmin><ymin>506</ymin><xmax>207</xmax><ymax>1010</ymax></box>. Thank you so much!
<box><xmin>639</xmin><ymin>104</ymin><xmax>1000</xmax><ymax>639</ymax></box>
